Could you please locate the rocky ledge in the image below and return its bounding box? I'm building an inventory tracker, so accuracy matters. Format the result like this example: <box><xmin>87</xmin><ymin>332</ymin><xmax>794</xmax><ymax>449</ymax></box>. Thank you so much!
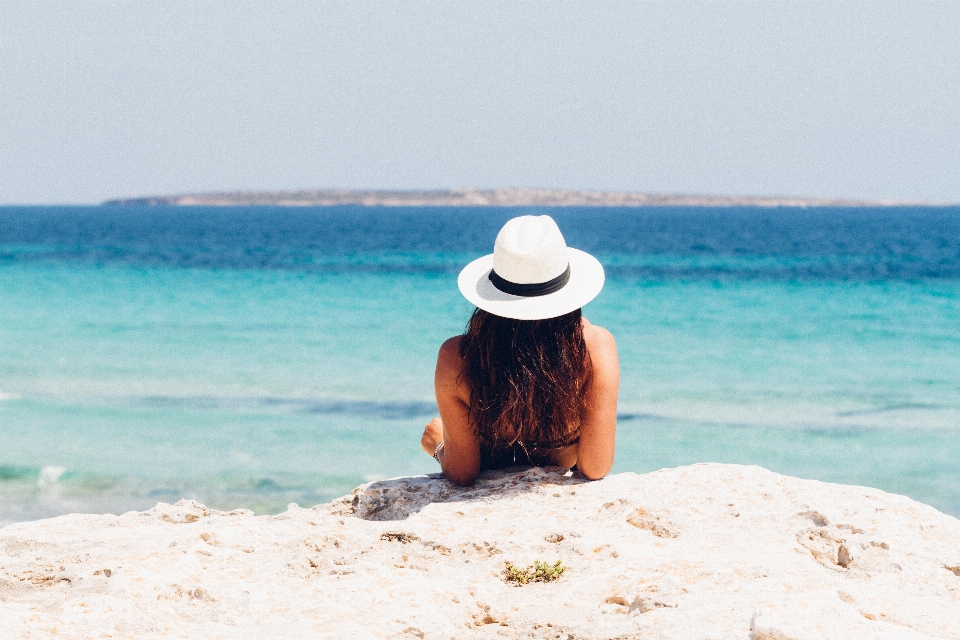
<box><xmin>2</xmin><ymin>464</ymin><xmax>959</xmax><ymax>639</ymax></box>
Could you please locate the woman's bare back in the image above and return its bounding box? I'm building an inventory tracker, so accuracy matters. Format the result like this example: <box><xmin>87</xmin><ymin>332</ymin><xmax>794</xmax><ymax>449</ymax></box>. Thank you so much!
<box><xmin>421</xmin><ymin>318</ymin><xmax>620</xmax><ymax>486</ymax></box>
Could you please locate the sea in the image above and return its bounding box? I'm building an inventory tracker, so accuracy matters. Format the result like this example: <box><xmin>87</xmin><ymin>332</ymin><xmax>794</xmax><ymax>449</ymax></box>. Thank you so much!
<box><xmin>1</xmin><ymin>205</ymin><xmax>959</xmax><ymax>527</ymax></box>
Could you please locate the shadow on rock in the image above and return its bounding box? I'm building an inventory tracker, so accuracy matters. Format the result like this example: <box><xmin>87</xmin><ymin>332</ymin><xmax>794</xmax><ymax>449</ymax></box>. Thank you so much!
<box><xmin>352</xmin><ymin>466</ymin><xmax>588</xmax><ymax>521</ymax></box>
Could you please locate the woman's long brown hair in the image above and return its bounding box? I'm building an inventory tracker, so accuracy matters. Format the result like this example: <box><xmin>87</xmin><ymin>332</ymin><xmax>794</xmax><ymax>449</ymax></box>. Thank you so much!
<box><xmin>458</xmin><ymin>308</ymin><xmax>591</xmax><ymax>452</ymax></box>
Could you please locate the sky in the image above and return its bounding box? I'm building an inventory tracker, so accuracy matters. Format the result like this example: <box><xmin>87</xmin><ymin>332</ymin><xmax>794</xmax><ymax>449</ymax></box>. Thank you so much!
<box><xmin>1</xmin><ymin>1</ymin><xmax>959</xmax><ymax>205</ymax></box>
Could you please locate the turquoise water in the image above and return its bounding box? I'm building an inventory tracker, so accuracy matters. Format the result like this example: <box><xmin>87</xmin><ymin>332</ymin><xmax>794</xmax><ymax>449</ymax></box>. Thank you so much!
<box><xmin>2</xmin><ymin>206</ymin><xmax>959</xmax><ymax>524</ymax></box>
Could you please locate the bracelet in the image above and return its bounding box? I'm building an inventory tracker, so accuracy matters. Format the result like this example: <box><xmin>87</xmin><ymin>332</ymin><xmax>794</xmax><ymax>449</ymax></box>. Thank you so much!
<box><xmin>433</xmin><ymin>440</ymin><xmax>444</xmax><ymax>462</ymax></box>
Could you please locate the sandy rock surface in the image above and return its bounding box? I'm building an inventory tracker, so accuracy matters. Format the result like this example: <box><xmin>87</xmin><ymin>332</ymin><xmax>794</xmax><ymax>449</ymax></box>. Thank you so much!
<box><xmin>2</xmin><ymin>463</ymin><xmax>959</xmax><ymax>639</ymax></box>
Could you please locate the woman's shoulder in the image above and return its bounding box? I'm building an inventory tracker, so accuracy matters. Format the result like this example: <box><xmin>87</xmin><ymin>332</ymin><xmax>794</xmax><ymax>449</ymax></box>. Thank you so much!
<box><xmin>438</xmin><ymin>335</ymin><xmax>463</xmax><ymax>359</ymax></box>
<box><xmin>436</xmin><ymin>336</ymin><xmax>464</xmax><ymax>376</ymax></box>
<box><xmin>581</xmin><ymin>318</ymin><xmax>617</xmax><ymax>352</ymax></box>
<box><xmin>581</xmin><ymin>319</ymin><xmax>619</xmax><ymax>379</ymax></box>
<box><xmin>435</xmin><ymin>336</ymin><xmax>469</xmax><ymax>398</ymax></box>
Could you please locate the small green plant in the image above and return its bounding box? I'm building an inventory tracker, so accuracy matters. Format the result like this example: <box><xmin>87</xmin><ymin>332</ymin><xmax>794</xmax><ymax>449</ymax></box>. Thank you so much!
<box><xmin>503</xmin><ymin>560</ymin><xmax>566</xmax><ymax>585</ymax></box>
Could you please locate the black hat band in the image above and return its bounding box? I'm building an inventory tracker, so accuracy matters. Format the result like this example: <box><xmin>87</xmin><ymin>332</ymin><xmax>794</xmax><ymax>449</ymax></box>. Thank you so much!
<box><xmin>488</xmin><ymin>264</ymin><xmax>571</xmax><ymax>297</ymax></box>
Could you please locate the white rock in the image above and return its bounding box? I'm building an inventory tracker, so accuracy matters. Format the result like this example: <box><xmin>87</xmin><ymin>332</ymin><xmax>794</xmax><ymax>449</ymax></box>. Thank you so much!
<box><xmin>1</xmin><ymin>463</ymin><xmax>959</xmax><ymax>639</ymax></box>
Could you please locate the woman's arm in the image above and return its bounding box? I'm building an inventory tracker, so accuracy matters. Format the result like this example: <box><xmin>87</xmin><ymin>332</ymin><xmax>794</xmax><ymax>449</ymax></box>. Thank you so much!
<box><xmin>422</xmin><ymin>337</ymin><xmax>481</xmax><ymax>486</ymax></box>
<box><xmin>575</xmin><ymin>323</ymin><xmax>620</xmax><ymax>480</ymax></box>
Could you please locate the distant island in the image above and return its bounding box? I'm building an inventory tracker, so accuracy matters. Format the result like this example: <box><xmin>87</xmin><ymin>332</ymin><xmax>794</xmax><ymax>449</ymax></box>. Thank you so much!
<box><xmin>103</xmin><ymin>188</ymin><xmax>930</xmax><ymax>208</ymax></box>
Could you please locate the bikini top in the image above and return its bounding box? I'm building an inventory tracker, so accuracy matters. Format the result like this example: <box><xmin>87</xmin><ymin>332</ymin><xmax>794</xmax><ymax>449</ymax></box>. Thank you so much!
<box><xmin>478</xmin><ymin>428</ymin><xmax>581</xmax><ymax>471</ymax></box>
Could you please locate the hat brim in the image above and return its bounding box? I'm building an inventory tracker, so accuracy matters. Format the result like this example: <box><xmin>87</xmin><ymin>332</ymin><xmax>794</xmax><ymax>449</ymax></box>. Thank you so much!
<box><xmin>457</xmin><ymin>248</ymin><xmax>605</xmax><ymax>320</ymax></box>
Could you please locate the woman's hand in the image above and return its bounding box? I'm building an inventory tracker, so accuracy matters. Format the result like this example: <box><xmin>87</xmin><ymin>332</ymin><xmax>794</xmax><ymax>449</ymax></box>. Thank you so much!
<box><xmin>421</xmin><ymin>417</ymin><xmax>443</xmax><ymax>455</ymax></box>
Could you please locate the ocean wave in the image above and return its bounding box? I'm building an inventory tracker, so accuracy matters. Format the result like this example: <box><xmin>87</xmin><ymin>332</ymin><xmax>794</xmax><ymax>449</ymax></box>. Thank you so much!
<box><xmin>262</xmin><ymin>397</ymin><xmax>437</xmax><ymax>419</ymax></box>
<box><xmin>138</xmin><ymin>395</ymin><xmax>437</xmax><ymax>419</ymax></box>
<box><xmin>37</xmin><ymin>466</ymin><xmax>67</xmax><ymax>487</ymax></box>
<box><xmin>834</xmin><ymin>403</ymin><xmax>945</xmax><ymax>417</ymax></box>
<box><xmin>0</xmin><ymin>465</ymin><xmax>36</xmax><ymax>482</ymax></box>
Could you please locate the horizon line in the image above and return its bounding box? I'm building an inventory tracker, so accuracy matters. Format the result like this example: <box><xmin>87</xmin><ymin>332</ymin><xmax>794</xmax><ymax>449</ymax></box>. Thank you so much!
<box><xmin>99</xmin><ymin>187</ymin><xmax>952</xmax><ymax>209</ymax></box>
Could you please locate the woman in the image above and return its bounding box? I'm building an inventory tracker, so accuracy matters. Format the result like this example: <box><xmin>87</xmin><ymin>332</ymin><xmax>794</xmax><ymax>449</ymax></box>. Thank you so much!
<box><xmin>421</xmin><ymin>215</ymin><xmax>619</xmax><ymax>486</ymax></box>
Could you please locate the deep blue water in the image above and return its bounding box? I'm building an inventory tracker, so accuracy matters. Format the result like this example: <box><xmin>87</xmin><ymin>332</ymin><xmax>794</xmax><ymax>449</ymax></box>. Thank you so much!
<box><xmin>4</xmin><ymin>205</ymin><xmax>960</xmax><ymax>279</ymax></box>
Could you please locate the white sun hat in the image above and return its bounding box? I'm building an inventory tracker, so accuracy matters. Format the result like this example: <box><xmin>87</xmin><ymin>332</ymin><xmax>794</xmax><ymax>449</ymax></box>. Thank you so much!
<box><xmin>457</xmin><ymin>215</ymin><xmax>605</xmax><ymax>320</ymax></box>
